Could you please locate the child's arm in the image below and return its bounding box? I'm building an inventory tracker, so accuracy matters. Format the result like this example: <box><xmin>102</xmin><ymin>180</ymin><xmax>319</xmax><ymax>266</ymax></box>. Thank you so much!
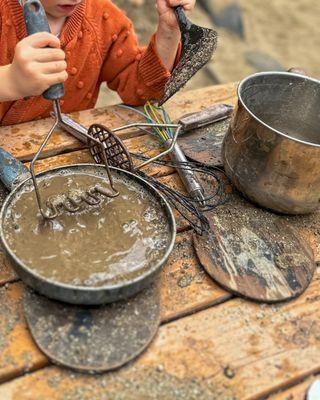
<box><xmin>0</xmin><ymin>33</ymin><xmax>67</xmax><ymax>102</ymax></box>
<box><xmin>100</xmin><ymin>1</ymin><xmax>195</xmax><ymax>106</ymax></box>
<box><xmin>155</xmin><ymin>0</ymin><xmax>196</xmax><ymax>72</ymax></box>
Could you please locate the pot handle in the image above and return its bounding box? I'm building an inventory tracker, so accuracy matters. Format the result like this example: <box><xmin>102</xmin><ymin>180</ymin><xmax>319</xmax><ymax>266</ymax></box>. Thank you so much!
<box><xmin>0</xmin><ymin>149</ymin><xmax>30</xmax><ymax>191</ymax></box>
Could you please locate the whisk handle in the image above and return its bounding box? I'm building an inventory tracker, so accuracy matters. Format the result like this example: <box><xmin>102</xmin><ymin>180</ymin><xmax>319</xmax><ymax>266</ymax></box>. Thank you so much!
<box><xmin>23</xmin><ymin>0</ymin><xmax>64</xmax><ymax>101</ymax></box>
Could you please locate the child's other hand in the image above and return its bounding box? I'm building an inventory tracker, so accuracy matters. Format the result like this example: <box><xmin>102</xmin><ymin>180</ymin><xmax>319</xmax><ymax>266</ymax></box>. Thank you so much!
<box><xmin>156</xmin><ymin>0</ymin><xmax>196</xmax><ymax>30</ymax></box>
<box><xmin>8</xmin><ymin>32</ymin><xmax>68</xmax><ymax>99</ymax></box>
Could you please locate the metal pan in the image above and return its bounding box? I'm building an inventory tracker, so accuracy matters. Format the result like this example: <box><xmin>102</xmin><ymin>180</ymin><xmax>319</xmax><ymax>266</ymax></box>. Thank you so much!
<box><xmin>0</xmin><ymin>150</ymin><xmax>176</xmax><ymax>305</ymax></box>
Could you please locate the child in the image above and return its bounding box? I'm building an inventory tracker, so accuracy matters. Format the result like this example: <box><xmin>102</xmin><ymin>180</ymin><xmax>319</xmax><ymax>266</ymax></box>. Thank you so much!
<box><xmin>0</xmin><ymin>0</ymin><xmax>195</xmax><ymax>125</ymax></box>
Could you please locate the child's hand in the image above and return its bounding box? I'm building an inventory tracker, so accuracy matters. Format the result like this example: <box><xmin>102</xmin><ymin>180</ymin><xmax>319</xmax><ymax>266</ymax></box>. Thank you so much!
<box><xmin>156</xmin><ymin>0</ymin><xmax>196</xmax><ymax>30</ymax></box>
<box><xmin>8</xmin><ymin>32</ymin><xmax>68</xmax><ymax>99</ymax></box>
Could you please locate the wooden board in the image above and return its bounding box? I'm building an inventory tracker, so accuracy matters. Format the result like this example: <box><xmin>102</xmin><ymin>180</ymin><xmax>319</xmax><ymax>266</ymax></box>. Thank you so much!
<box><xmin>194</xmin><ymin>194</ymin><xmax>316</xmax><ymax>302</ymax></box>
<box><xmin>0</xmin><ymin>82</ymin><xmax>318</xmax><ymax>398</ymax></box>
<box><xmin>269</xmin><ymin>375</ymin><xmax>320</xmax><ymax>399</ymax></box>
<box><xmin>1</xmin><ymin>271</ymin><xmax>319</xmax><ymax>400</ymax></box>
<box><xmin>27</xmin><ymin>133</ymin><xmax>176</xmax><ymax>178</ymax></box>
<box><xmin>0</xmin><ymin>83</ymin><xmax>237</xmax><ymax>162</ymax></box>
<box><xmin>0</xmin><ymin>231</ymin><xmax>229</xmax><ymax>383</ymax></box>
<box><xmin>178</xmin><ymin>117</ymin><xmax>231</xmax><ymax>167</ymax></box>
<box><xmin>287</xmin><ymin>211</ymin><xmax>320</xmax><ymax>268</ymax></box>
<box><xmin>0</xmin><ymin>251</ymin><xmax>18</xmax><ymax>285</ymax></box>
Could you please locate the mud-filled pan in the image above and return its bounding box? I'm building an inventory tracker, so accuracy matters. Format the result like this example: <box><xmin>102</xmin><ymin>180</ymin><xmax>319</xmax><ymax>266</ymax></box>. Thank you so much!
<box><xmin>0</xmin><ymin>163</ymin><xmax>176</xmax><ymax>305</ymax></box>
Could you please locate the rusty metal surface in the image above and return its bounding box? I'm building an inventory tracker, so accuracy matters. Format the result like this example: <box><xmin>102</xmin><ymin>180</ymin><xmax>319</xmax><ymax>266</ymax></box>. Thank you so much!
<box><xmin>178</xmin><ymin>118</ymin><xmax>230</xmax><ymax>167</ymax></box>
<box><xmin>24</xmin><ymin>284</ymin><xmax>160</xmax><ymax>373</ymax></box>
<box><xmin>194</xmin><ymin>193</ymin><xmax>316</xmax><ymax>303</ymax></box>
<box><xmin>88</xmin><ymin>124</ymin><xmax>134</xmax><ymax>171</ymax></box>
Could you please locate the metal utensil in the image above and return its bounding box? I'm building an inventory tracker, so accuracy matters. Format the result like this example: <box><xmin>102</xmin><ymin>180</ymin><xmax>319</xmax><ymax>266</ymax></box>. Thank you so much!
<box><xmin>158</xmin><ymin>6</ymin><xmax>218</xmax><ymax>106</ymax></box>
<box><xmin>24</xmin><ymin>0</ymin><xmax>119</xmax><ymax>219</ymax></box>
<box><xmin>178</xmin><ymin>104</ymin><xmax>234</xmax><ymax>133</ymax></box>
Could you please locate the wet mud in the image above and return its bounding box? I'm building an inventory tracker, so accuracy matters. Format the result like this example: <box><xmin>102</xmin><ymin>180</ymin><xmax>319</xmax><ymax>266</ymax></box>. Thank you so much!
<box><xmin>3</xmin><ymin>173</ymin><xmax>171</xmax><ymax>287</ymax></box>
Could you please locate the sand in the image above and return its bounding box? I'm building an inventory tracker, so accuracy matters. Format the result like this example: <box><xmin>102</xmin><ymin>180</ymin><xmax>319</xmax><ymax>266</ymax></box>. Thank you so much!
<box><xmin>212</xmin><ymin>0</ymin><xmax>320</xmax><ymax>82</ymax></box>
<box><xmin>96</xmin><ymin>0</ymin><xmax>320</xmax><ymax>107</ymax></box>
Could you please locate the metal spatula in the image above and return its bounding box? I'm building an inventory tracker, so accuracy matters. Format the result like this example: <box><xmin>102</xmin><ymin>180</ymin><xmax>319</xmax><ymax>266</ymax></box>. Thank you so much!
<box><xmin>158</xmin><ymin>6</ymin><xmax>218</xmax><ymax>106</ymax></box>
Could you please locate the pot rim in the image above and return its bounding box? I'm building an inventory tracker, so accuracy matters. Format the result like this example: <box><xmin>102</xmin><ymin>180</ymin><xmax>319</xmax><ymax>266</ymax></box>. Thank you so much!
<box><xmin>237</xmin><ymin>71</ymin><xmax>320</xmax><ymax>148</ymax></box>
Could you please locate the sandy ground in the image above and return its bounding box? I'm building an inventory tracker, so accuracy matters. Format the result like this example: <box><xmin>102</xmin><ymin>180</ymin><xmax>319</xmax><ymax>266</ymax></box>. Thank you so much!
<box><xmin>212</xmin><ymin>0</ymin><xmax>320</xmax><ymax>82</ymax></box>
<box><xmin>96</xmin><ymin>0</ymin><xmax>320</xmax><ymax>107</ymax></box>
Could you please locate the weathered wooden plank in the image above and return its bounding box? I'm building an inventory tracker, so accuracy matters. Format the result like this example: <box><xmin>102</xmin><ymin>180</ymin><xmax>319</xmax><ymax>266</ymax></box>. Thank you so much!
<box><xmin>0</xmin><ymin>83</ymin><xmax>237</xmax><ymax>162</ymax></box>
<box><xmin>160</xmin><ymin>231</ymin><xmax>230</xmax><ymax>322</ymax></box>
<box><xmin>0</xmin><ymin>231</ymin><xmax>229</xmax><ymax>383</ymax></box>
<box><xmin>0</xmin><ymin>283</ymin><xmax>47</xmax><ymax>382</ymax></box>
<box><xmin>1</xmin><ymin>271</ymin><xmax>319</xmax><ymax>400</ymax></box>
<box><xmin>287</xmin><ymin>212</ymin><xmax>320</xmax><ymax>268</ymax></box>
<box><xmin>268</xmin><ymin>375</ymin><xmax>319</xmax><ymax>400</ymax></box>
<box><xmin>0</xmin><ymin>251</ymin><xmax>17</xmax><ymax>286</ymax></box>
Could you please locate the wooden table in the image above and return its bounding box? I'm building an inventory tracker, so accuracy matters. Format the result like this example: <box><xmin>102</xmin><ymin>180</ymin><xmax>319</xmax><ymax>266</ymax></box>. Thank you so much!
<box><xmin>0</xmin><ymin>83</ymin><xmax>319</xmax><ymax>400</ymax></box>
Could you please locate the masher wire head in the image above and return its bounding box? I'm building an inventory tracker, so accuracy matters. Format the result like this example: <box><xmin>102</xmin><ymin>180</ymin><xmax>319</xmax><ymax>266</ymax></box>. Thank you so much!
<box><xmin>88</xmin><ymin>124</ymin><xmax>134</xmax><ymax>172</ymax></box>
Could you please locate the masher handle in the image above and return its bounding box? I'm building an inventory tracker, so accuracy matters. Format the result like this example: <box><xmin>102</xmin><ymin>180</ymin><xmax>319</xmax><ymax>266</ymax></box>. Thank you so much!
<box><xmin>23</xmin><ymin>0</ymin><xmax>64</xmax><ymax>101</ymax></box>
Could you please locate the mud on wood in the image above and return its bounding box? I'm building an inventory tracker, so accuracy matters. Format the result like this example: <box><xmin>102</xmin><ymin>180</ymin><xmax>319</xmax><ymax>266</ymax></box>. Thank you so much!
<box><xmin>0</xmin><ymin>231</ymin><xmax>228</xmax><ymax>383</ymax></box>
<box><xmin>0</xmin><ymin>83</ymin><xmax>237</xmax><ymax>162</ymax></box>
<box><xmin>194</xmin><ymin>193</ymin><xmax>316</xmax><ymax>303</ymax></box>
<box><xmin>1</xmin><ymin>271</ymin><xmax>320</xmax><ymax>400</ymax></box>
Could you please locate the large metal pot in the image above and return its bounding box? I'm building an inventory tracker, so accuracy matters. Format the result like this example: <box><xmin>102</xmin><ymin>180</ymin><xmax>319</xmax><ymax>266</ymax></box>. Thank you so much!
<box><xmin>222</xmin><ymin>71</ymin><xmax>320</xmax><ymax>214</ymax></box>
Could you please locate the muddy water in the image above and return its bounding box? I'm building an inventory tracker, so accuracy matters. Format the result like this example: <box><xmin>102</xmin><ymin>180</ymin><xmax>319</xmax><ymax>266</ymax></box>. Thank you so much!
<box><xmin>3</xmin><ymin>173</ymin><xmax>171</xmax><ymax>287</ymax></box>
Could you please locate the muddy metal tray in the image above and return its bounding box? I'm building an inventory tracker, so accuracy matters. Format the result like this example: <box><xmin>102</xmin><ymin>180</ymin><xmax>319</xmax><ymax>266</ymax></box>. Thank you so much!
<box><xmin>0</xmin><ymin>156</ymin><xmax>176</xmax><ymax>305</ymax></box>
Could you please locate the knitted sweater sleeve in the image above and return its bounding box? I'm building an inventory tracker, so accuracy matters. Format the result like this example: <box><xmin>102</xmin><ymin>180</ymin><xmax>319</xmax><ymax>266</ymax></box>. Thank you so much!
<box><xmin>99</xmin><ymin>17</ymin><xmax>173</xmax><ymax>106</ymax></box>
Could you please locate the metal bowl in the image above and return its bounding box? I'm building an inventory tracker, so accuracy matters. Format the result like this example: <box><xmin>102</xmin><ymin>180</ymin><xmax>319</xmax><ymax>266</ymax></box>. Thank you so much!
<box><xmin>0</xmin><ymin>165</ymin><xmax>176</xmax><ymax>305</ymax></box>
<box><xmin>222</xmin><ymin>71</ymin><xmax>320</xmax><ymax>214</ymax></box>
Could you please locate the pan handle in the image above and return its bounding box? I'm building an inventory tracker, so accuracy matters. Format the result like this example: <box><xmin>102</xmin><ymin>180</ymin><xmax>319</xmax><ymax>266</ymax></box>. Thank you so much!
<box><xmin>0</xmin><ymin>149</ymin><xmax>30</xmax><ymax>191</ymax></box>
<box><xmin>23</xmin><ymin>0</ymin><xmax>64</xmax><ymax>101</ymax></box>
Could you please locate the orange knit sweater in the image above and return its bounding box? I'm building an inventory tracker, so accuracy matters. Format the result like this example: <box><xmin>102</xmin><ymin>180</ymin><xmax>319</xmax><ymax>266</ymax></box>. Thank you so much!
<box><xmin>0</xmin><ymin>0</ymin><xmax>176</xmax><ymax>125</ymax></box>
